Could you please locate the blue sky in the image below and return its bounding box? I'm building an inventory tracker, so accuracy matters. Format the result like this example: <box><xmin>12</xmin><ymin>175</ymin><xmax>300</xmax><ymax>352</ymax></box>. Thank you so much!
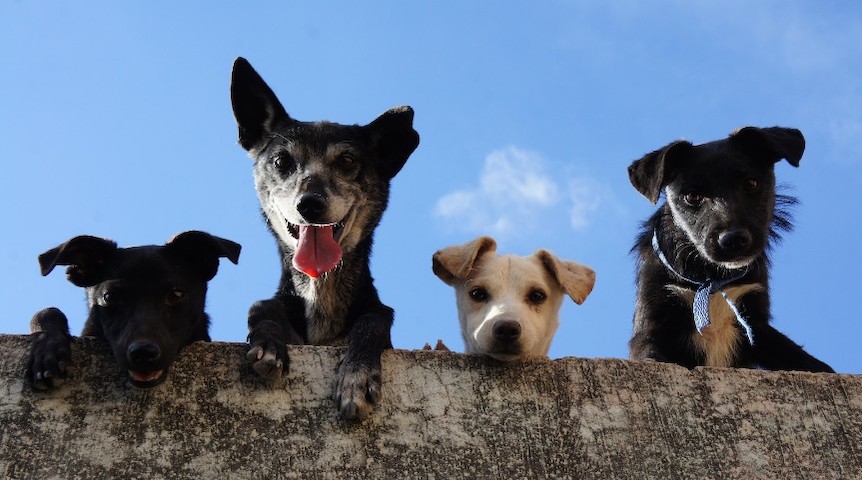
<box><xmin>2</xmin><ymin>2</ymin><xmax>860</xmax><ymax>373</ymax></box>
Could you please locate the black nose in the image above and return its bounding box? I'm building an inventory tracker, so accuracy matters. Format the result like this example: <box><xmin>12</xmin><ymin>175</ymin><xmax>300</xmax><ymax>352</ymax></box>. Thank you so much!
<box><xmin>297</xmin><ymin>192</ymin><xmax>327</xmax><ymax>222</ymax></box>
<box><xmin>718</xmin><ymin>229</ymin><xmax>752</xmax><ymax>252</ymax></box>
<box><xmin>127</xmin><ymin>342</ymin><xmax>161</xmax><ymax>364</ymax></box>
<box><xmin>493</xmin><ymin>320</ymin><xmax>521</xmax><ymax>342</ymax></box>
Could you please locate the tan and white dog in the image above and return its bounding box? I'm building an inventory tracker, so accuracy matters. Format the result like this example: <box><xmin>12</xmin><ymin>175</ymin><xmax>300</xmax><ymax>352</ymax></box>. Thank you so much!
<box><xmin>433</xmin><ymin>236</ymin><xmax>595</xmax><ymax>361</ymax></box>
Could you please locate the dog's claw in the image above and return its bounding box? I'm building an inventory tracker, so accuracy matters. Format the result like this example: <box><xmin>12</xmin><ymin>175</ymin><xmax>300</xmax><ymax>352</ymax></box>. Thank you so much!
<box><xmin>246</xmin><ymin>345</ymin><xmax>264</xmax><ymax>362</ymax></box>
<box><xmin>336</xmin><ymin>362</ymin><xmax>382</xmax><ymax>421</ymax></box>
<box><xmin>252</xmin><ymin>359</ymin><xmax>283</xmax><ymax>380</ymax></box>
<box><xmin>248</xmin><ymin>346</ymin><xmax>286</xmax><ymax>381</ymax></box>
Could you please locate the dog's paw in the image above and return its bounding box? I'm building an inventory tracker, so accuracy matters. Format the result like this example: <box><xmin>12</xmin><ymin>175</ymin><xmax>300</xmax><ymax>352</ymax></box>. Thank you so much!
<box><xmin>335</xmin><ymin>361</ymin><xmax>382</xmax><ymax>421</ymax></box>
<box><xmin>27</xmin><ymin>331</ymin><xmax>73</xmax><ymax>390</ymax></box>
<box><xmin>246</xmin><ymin>341</ymin><xmax>288</xmax><ymax>381</ymax></box>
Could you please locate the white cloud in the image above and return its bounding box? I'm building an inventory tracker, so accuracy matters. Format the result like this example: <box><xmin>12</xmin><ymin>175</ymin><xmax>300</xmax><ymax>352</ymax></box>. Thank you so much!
<box><xmin>568</xmin><ymin>177</ymin><xmax>606</xmax><ymax>230</ymax></box>
<box><xmin>479</xmin><ymin>148</ymin><xmax>559</xmax><ymax>207</ymax></box>
<box><xmin>434</xmin><ymin>147</ymin><xmax>611</xmax><ymax>237</ymax></box>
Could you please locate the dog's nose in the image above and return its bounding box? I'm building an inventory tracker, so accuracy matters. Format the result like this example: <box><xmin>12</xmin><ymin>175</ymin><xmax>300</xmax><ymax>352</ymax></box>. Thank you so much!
<box><xmin>493</xmin><ymin>320</ymin><xmax>521</xmax><ymax>342</ymax></box>
<box><xmin>718</xmin><ymin>229</ymin><xmax>752</xmax><ymax>252</ymax></box>
<box><xmin>297</xmin><ymin>192</ymin><xmax>327</xmax><ymax>222</ymax></box>
<box><xmin>127</xmin><ymin>341</ymin><xmax>161</xmax><ymax>364</ymax></box>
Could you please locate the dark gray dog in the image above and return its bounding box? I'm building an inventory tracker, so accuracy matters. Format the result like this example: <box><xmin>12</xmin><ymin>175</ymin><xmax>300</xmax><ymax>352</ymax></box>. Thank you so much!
<box><xmin>628</xmin><ymin>126</ymin><xmax>833</xmax><ymax>372</ymax></box>
<box><xmin>230</xmin><ymin>57</ymin><xmax>420</xmax><ymax>420</ymax></box>
<box><xmin>28</xmin><ymin>231</ymin><xmax>241</xmax><ymax>389</ymax></box>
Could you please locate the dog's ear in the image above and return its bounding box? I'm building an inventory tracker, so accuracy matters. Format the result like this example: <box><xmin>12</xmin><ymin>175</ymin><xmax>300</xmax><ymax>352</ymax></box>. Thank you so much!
<box><xmin>730</xmin><ymin>126</ymin><xmax>805</xmax><ymax>167</ymax></box>
<box><xmin>628</xmin><ymin>140</ymin><xmax>693</xmax><ymax>204</ymax></box>
<box><xmin>365</xmin><ymin>106</ymin><xmax>420</xmax><ymax>179</ymax></box>
<box><xmin>39</xmin><ymin>236</ymin><xmax>118</xmax><ymax>287</ymax></box>
<box><xmin>536</xmin><ymin>250</ymin><xmax>596</xmax><ymax>305</ymax></box>
<box><xmin>166</xmin><ymin>231</ymin><xmax>241</xmax><ymax>281</ymax></box>
<box><xmin>231</xmin><ymin>57</ymin><xmax>292</xmax><ymax>151</ymax></box>
<box><xmin>432</xmin><ymin>236</ymin><xmax>497</xmax><ymax>285</ymax></box>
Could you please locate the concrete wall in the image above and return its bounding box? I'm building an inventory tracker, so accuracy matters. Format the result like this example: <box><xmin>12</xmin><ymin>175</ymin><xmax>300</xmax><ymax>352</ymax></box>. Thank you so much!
<box><xmin>1</xmin><ymin>333</ymin><xmax>860</xmax><ymax>479</ymax></box>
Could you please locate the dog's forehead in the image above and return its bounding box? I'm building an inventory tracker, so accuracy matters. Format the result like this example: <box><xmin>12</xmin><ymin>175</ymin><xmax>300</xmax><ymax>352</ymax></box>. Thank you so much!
<box><xmin>693</xmin><ymin>140</ymin><xmax>774</xmax><ymax>169</ymax></box>
<box><xmin>471</xmin><ymin>253</ymin><xmax>553</xmax><ymax>290</ymax></box>
<box><xmin>672</xmin><ymin>141</ymin><xmax>776</xmax><ymax>186</ymax></box>
<box><xmin>103</xmin><ymin>246</ymin><xmax>189</xmax><ymax>282</ymax></box>
<box><xmin>268</xmin><ymin>121</ymin><xmax>366</xmax><ymax>153</ymax></box>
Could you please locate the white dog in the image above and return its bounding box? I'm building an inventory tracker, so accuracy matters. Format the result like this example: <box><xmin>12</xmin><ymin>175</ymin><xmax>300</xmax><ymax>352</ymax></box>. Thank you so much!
<box><xmin>433</xmin><ymin>236</ymin><xmax>595</xmax><ymax>360</ymax></box>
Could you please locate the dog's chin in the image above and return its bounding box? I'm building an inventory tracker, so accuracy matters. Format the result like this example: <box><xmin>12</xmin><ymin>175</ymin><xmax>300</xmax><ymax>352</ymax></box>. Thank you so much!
<box><xmin>706</xmin><ymin>253</ymin><xmax>759</xmax><ymax>271</ymax></box>
<box><xmin>480</xmin><ymin>343</ymin><xmax>524</xmax><ymax>362</ymax></box>
<box><xmin>484</xmin><ymin>352</ymin><xmax>525</xmax><ymax>362</ymax></box>
<box><xmin>127</xmin><ymin>369</ymin><xmax>168</xmax><ymax>389</ymax></box>
<box><xmin>717</xmin><ymin>258</ymin><xmax>756</xmax><ymax>270</ymax></box>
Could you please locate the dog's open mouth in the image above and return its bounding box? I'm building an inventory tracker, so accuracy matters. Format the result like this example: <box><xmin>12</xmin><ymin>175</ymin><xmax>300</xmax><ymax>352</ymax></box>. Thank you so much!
<box><xmin>127</xmin><ymin>369</ymin><xmax>167</xmax><ymax>388</ymax></box>
<box><xmin>287</xmin><ymin>221</ymin><xmax>346</xmax><ymax>278</ymax></box>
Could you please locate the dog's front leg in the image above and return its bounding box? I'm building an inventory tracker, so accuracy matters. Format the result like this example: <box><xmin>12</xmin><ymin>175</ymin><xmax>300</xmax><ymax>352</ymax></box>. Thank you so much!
<box><xmin>27</xmin><ymin>307</ymin><xmax>73</xmax><ymax>390</ymax></box>
<box><xmin>335</xmin><ymin>308</ymin><xmax>393</xmax><ymax>421</ymax></box>
<box><xmin>630</xmin><ymin>299</ymin><xmax>703</xmax><ymax>368</ymax></box>
<box><xmin>751</xmin><ymin>324</ymin><xmax>834</xmax><ymax>373</ymax></box>
<box><xmin>246</xmin><ymin>298</ymin><xmax>304</xmax><ymax>381</ymax></box>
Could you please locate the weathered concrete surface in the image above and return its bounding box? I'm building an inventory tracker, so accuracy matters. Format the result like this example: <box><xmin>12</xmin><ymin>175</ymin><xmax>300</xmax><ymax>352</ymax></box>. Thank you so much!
<box><xmin>1</xmin><ymin>334</ymin><xmax>860</xmax><ymax>479</ymax></box>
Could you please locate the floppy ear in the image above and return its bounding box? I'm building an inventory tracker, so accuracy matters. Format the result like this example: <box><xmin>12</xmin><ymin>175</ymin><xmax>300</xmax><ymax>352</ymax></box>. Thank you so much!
<box><xmin>432</xmin><ymin>236</ymin><xmax>497</xmax><ymax>285</ymax></box>
<box><xmin>39</xmin><ymin>236</ymin><xmax>119</xmax><ymax>287</ymax></box>
<box><xmin>230</xmin><ymin>57</ymin><xmax>292</xmax><ymax>151</ymax></box>
<box><xmin>166</xmin><ymin>231</ymin><xmax>241</xmax><ymax>281</ymax></box>
<box><xmin>365</xmin><ymin>106</ymin><xmax>420</xmax><ymax>179</ymax></box>
<box><xmin>730</xmin><ymin>126</ymin><xmax>805</xmax><ymax>167</ymax></box>
<box><xmin>536</xmin><ymin>250</ymin><xmax>595</xmax><ymax>305</ymax></box>
<box><xmin>628</xmin><ymin>140</ymin><xmax>693</xmax><ymax>204</ymax></box>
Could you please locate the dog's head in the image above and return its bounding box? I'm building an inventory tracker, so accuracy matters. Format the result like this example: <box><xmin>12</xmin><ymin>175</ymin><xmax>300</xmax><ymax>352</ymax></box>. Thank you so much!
<box><xmin>628</xmin><ymin>126</ymin><xmax>804</xmax><ymax>269</ymax></box>
<box><xmin>433</xmin><ymin>237</ymin><xmax>595</xmax><ymax>361</ymax></box>
<box><xmin>230</xmin><ymin>57</ymin><xmax>420</xmax><ymax>279</ymax></box>
<box><xmin>39</xmin><ymin>231</ymin><xmax>241</xmax><ymax>388</ymax></box>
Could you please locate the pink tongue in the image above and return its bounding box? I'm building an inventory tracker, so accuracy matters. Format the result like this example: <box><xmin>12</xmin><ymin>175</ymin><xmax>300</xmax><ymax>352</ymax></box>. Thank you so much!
<box><xmin>293</xmin><ymin>225</ymin><xmax>343</xmax><ymax>278</ymax></box>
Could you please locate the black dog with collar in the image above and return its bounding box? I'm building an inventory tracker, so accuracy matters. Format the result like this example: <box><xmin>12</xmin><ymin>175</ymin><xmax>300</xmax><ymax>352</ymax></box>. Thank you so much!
<box><xmin>628</xmin><ymin>126</ymin><xmax>833</xmax><ymax>372</ymax></box>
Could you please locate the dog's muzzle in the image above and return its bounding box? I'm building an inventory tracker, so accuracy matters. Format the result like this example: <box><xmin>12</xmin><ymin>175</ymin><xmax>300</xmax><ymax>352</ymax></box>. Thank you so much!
<box><xmin>126</xmin><ymin>341</ymin><xmax>169</xmax><ymax>388</ymax></box>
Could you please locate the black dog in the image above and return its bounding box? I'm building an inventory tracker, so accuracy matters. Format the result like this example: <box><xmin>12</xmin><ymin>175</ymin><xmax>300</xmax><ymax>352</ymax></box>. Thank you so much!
<box><xmin>230</xmin><ymin>57</ymin><xmax>420</xmax><ymax>420</ymax></box>
<box><xmin>627</xmin><ymin>126</ymin><xmax>833</xmax><ymax>372</ymax></box>
<box><xmin>27</xmin><ymin>231</ymin><xmax>241</xmax><ymax>389</ymax></box>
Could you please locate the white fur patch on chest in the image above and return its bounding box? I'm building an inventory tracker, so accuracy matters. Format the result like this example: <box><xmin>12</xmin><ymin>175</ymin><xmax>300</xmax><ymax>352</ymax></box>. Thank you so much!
<box><xmin>668</xmin><ymin>283</ymin><xmax>764</xmax><ymax>367</ymax></box>
<box><xmin>299</xmin><ymin>278</ymin><xmax>349</xmax><ymax>346</ymax></box>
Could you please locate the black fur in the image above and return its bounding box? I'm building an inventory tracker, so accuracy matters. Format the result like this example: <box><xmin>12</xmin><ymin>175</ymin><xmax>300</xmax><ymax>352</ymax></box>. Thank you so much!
<box><xmin>27</xmin><ymin>231</ymin><xmax>241</xmax><ymax>389</ymax></box>
<box><xmin>230</xmin><ymin>57</ymin><xmax>420</xmax><ymax>420</ymax></box>
<box><xmin>628</xmin><ymin>127</ymin><xmax>833</xmax><ymax>372</ymax></box>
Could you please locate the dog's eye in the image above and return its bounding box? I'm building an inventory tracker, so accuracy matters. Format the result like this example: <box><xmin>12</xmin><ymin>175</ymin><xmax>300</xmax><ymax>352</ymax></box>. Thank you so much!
<box><xmin>166</xmin><ymin>289</ymin><xmax>185</xmax><ymax>305</ymax></box>
<box><xmin>338</xmin><ymin>154</ymin><xmax>357</xmax><ymax>172</ymax></box>
<box><xmin>101</xmin><ymin>291</ymin><xmax>123</xmax><ymax>306</ymax></box>
<box><xmin>272</xmin><ymin>153</ymin><xmax>294</xmax><ymax>171</ymax></box>
<box><xmin>743</xmin><ymin>178</ymin><xmax>759</xmax><ymax>192</ymax></box>
<box><xmin>527</xmin><ymin>289</ymin><xmax>547</xmax><ymax>305</ymax></box>
<box><xmin>683</xmin><ymin>193</ymin><xmax>704</xmax><ymax>207</ymax></box>
<box><xmin>469</xmin><ymin>287</ymin><xmax>489</xmax><ymax>302</ymax></box>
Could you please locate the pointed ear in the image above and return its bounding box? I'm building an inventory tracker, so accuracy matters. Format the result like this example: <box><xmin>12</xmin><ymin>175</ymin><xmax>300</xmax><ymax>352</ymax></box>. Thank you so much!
<box><xmin>536</xmin><ymin>250</ymin><xmax>595</xmax><ymax>305</ymax></box>
<box><xmin>432</xmin><ymin>236</ymin><xmax>497</xmax><ymax>285</ymax></box>
<box><xmin>230</xmin><ymin>57</ymin><xmax>291</xmax><ymax>151</ymax></box>
<box><xmin>365</xmin><ymin>106</ymin><xmax>420</xmax><ymax>179</ymax></box>
<box><xmin>628</xmin><ymin>140</ymin><xmax>693</xmax><ymax>204</ymax></box>
<box><xmin>39</xmin><ymin>236</ymin><xmax>118</xmax><ymax>287</ymax></box>
<box><xmin>166</xmin><ymin>231</ymin><xmax>241</xmax><ymax>281</ymax></box>
<box><xmin>730</xmin><ymin>126</ymin><xmax>805</xmax><ymax>167</ymax></box>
